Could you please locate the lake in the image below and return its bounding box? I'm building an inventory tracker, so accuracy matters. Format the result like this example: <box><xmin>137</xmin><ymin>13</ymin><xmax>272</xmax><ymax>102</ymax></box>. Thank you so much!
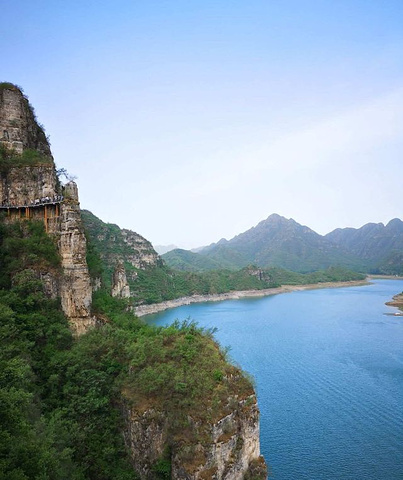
<box><xmin>145</xmin><ymin>279</ymin><xmax>403</xmax><ymax>480</ymax></box>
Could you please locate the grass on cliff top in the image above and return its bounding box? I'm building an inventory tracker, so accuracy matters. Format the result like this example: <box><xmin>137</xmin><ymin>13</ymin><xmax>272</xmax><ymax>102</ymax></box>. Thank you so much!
<box><xmin>122</xmin><ymin>317</ymin><xmax>253</xmax><ymax>419</ymax></box>
<box><xmin>0</xmin><ymin>81</ymin><xmax>23</xmax><ymax>92</ymax></box>
<box><xmin>92</xmin><ymin>290</ymin><xmax>254</xmax><ymax>421</ymax></box>
<box><xmin>92</xmin><ymin>289</ymin><xmax>256</xmax><ymax>475</ymax></box>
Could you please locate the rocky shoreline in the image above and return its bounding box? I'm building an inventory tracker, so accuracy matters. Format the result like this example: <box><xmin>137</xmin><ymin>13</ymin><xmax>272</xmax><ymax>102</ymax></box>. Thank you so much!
<box><xmin>134</xmin><ymin>279</ymin><xmax>369</xmax><ymax>317</ymax></box>
<box><xmin>386</xmin><ymin>293</ymin><xmax>403</xmax><ymax>310</ymax></box>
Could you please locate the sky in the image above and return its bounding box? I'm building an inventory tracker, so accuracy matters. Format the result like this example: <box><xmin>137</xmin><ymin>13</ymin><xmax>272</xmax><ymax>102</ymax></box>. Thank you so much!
<box><xmin>2</xmin><ymin>1</ymin><xmax>403</xmax><ymax>249</ymax></box>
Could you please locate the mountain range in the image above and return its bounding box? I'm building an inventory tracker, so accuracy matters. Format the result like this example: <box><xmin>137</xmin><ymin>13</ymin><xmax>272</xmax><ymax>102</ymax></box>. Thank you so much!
<box><xmin>162</xmin><ymin>214</ymin><xmax>403</xmax><ymax>274</ymax></box>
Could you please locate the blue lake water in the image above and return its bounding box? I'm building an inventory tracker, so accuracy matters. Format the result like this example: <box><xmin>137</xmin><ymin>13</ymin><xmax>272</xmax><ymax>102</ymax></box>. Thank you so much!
<box><xmin>145</xmin><ymin>279</ymin><xmax>403</xmax><ymax>480</ymax></box>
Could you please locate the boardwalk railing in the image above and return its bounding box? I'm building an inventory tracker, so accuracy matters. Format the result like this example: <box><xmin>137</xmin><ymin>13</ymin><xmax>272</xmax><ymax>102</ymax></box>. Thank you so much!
<box><xmin>0</xmin><ymin>198</ymin><xmax>64</xmax><ymax>209</ymax></box>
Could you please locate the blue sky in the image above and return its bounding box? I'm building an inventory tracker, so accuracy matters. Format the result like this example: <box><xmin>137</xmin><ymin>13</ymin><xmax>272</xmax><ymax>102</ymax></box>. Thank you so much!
<box><xmin>3</xmin><ymin>1</ymin><xmax>403</xmax><ymax>247</ymax></box>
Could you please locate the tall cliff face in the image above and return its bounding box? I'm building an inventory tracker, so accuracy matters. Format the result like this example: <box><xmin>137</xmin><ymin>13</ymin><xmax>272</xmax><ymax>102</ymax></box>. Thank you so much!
<box><xmin>111</xmin><ymin>260</ymin><xmax>131</xmax><ymax>298</ymax></box>
<box><xmin>0</xmin><ymin>83</ymin><xmax>94</xmax><ymax>335</ymax></box>
<box><xmin>59</xmin><ymin>182</ymin><xmax>94</xmax><ymax>334</ymax></box>
<box><xmin>123</xmin><ymin>394</ymin><xmax>266</xmax><ymax>480</ymax></box>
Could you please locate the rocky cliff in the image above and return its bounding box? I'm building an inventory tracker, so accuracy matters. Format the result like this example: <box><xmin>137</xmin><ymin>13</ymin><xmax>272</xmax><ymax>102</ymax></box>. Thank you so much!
<box><xmin>0</xmin><ymin>164</ymin><xmax>58</xmax><ymax>206</ymax></box>
<box><xmin>123</xmin><ymin>395</ymin><xmax>265</xmax><ymax>480</ymax></box>
<box><xmin>0</xmin><ymin>83</ymin><xmax>94</xmax><ymax>335</ymax></box>
<box><xmin>58</xmin><ymin>182</ymin><xmax>94</xmax><ymax>334</ymax></box>
<box><xmin>111</xmin><ymin>260</ymin><xmax>131</xmax><ymax>298</ymax></box>
<box><xmin>121</xmin><ymin>326</ymin><xmax>267</xmax><ymax>480</ymax></box>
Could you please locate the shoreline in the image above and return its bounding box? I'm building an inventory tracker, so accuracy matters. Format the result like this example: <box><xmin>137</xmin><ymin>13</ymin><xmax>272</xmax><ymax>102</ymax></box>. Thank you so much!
<box><xmin>385</xmin><ymin>293</ymin><xmax>403</xmax><ymax>311</ymax></box>
<box><xmin>367</xmin><ymin>274</ymin><xmax>403</xmax><ymax>280</ymax></box>
<box><xmin>134</xmin><ymin>279</ymin><xmax>369</xmax><ymax>317</ymax></box>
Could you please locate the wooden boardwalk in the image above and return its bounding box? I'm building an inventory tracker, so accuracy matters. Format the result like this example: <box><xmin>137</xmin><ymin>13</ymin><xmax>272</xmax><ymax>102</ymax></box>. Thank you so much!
<box><xmin>0</xmin><ymin>200</ymin><xmax>64</xmax><ymax>232</ymax></box>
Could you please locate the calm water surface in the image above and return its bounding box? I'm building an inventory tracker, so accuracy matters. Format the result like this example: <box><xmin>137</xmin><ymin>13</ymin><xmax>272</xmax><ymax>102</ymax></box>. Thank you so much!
<box><xmin>145</xmin><ymin>280</ymin><xmax>403</xmax><ymax>480</ymax></box>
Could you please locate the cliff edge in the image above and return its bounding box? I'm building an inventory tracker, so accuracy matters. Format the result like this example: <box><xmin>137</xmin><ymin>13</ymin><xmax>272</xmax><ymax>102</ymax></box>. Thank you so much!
<box><xmin>0</xmin><ymin>83</ymin><xmax>94</xmax><ymax>334</ymax></box>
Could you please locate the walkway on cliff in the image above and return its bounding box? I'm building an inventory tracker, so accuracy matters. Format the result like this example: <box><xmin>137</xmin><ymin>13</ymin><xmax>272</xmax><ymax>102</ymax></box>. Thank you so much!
<box><xmin>0</xmin><ymin>196</ymin><xmax>64</xmax><ymax>209</ymax></box>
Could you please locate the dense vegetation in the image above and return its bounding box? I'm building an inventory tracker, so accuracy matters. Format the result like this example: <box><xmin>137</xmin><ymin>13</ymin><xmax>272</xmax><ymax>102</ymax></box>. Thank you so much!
<box><xmin>128</xmin><ymin>265</ymin><xmax>365</xmax><ymax>305</ymax></box>
<box><xmin>260</xmin><ymin>266</ymin><xmax>365</xmax><ymax>286</ymax></box>
<box><xmin>0</xmin><ymin>219</ymin><xmax>257</xmax><ymax>479</ymax></box>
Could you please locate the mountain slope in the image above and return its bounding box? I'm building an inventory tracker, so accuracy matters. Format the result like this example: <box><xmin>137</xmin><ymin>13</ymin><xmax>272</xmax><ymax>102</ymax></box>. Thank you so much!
<box><xmin>325</xmin><ymin>219</ymin><xmax>403</xmax><ymax>273</ymax></box>
<box><xmin>198</xmin><ymin>214</ymin><xmax>367</xmax><ymax>273</ymax></box>
<box><xmin>164</xmin><ymin>214</ymin><xmax>403</xmax><ymax>274</ymax></box>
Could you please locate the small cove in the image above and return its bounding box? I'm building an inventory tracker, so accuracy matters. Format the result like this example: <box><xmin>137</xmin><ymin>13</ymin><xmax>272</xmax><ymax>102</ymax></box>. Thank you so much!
<box><xmin>145</xmin><ymin>279</ymin><xmax>403</xmax><ymax>479</ymax></box>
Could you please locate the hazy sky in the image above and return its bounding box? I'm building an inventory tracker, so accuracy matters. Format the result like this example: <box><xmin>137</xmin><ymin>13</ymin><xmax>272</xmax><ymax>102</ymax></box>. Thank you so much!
<box><xmin>3</xmin><ymin>1</ymin><xmax>403</xmax><ymax>248</ymax></box>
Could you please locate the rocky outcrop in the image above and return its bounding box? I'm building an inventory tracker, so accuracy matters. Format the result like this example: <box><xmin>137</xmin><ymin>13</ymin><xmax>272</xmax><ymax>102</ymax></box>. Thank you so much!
<box><xmin>81</xmin><ymin>209</ymin><xmax>162</xmax><ymax>275</ymax></box>
<box><xmin>386</xmin><ymin>292</ymin><xmax>403</xmax><ymax>310</ymax></box>
<box><xmin>0</xmin><ymin>83</ymin><xmax>52</xmax><ymax>157</ymax></box>
<box><xmin>171</xmin><ymin>395</ymin><xmax>262</xmax><ymax>480</ymax></box>
<box><xmin>58</xmin><ymin>182</ymin><xmax>95</xmax><ymax>334</ymax></box>
<box><xmin>111</xmin><ymin>260</ymin><xmax>131</xmax><ymax>298</ymax></box>
<box><xmin>120</xmin><ymin>229</ymin><xmax>160</xmax><ymax>269</ymax></box>
<box><xmin>122</xmin><ymin>394</ymin><xmax>266</xmax><ymax>480</ymax></box>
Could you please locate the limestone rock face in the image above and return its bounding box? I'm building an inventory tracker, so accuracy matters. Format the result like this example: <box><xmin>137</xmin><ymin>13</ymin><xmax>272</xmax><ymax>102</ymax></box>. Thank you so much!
<box><xmin>122</xmin><ymin>407</ymin><xmax>169</xmax><ymax>480</ymax></box>
<box><xmin>111</xmin><ymin>261</ymin><xmax>131</xmax><ymax>298</ymax></box>
<box><xmin>58</xmin><ymin>182</ymin><xmax>95</xmax><ymax>335</ymax></box>
<box><xmin>0</xmin><ymin>164</ymin><xmax>58</xmax><ymax>205</ymax></box>
<box><xmin>122</xmin><ymin>394</ymin><xmax>266</xmax><ymax>480</ymax></box>
<box><xmin>121</xmin><ymin>228</ymin><xmax>160</xmax><ymax>269</ymax></box>
<box><xmin>0</xmin><ymin>84</ymin><xmax>52</xmax><ymax>157</ymax></box>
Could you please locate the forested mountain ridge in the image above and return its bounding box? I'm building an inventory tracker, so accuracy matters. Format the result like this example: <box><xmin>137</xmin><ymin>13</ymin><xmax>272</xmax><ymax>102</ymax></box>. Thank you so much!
<box><xmin>163</xmin><ymin>214</ymin><xmax>403</xmax><ymax>275</ymax></box>
<box><xmin>325</xmin><ymin>218</ymin><xmax>403</xmax><ymax>273</ymax></box>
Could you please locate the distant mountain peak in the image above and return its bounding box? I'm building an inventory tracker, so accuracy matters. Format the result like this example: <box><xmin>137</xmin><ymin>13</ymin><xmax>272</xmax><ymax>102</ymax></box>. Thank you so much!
<box><xmin>262</xmin><ymin>213</ymin><xmax>288</xmax><ymax>224</ymax></box>
<box><xmin>386</xmin><ymin>218</ymin><xmax>403</xmax><ymax>228</ymax></box>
